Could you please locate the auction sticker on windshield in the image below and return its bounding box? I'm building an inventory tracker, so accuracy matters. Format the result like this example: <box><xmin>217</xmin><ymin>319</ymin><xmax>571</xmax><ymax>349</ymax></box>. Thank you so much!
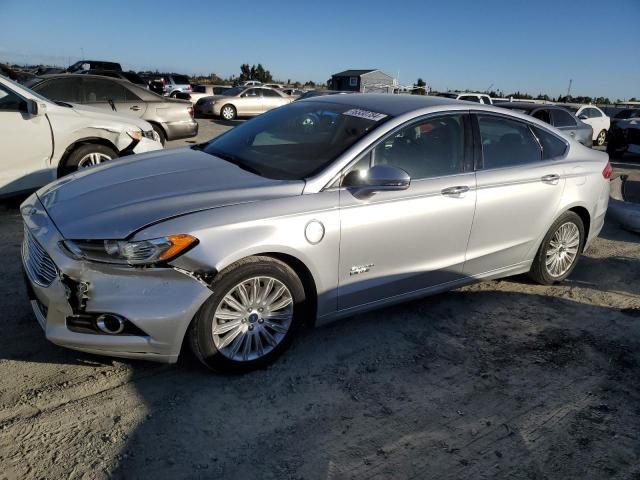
<box><xmin>343</xmin><ymin>109</ymin><xmax>388</xmax><ymax>121</ymax></box>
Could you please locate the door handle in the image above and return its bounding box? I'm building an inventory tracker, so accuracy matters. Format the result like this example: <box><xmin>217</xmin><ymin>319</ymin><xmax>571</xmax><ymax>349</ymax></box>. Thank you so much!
<box><xmin>541</xmin><ymin>174</ymin><xmax>560</xmax><ymax>184</ymax></box>
<box><xmin>130</xmin><ymin>106</ymin><xmax>141</xmax><ymax>111</ymax></box>
<box><xmin>441</xmin><ymin>185</ymin><xmax>470</xmax><ymax>196</ymax></box>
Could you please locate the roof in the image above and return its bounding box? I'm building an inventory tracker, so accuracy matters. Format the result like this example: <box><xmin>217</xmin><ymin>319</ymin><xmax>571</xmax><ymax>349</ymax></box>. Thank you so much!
<box><xmin>300</xmin><ymin>93</ymin><xmax>467</xmax><ymax>116</ymax></box>
<box><xmin>494</xmin><ymin>101</ymin><xmax>566</xmax><ymax>111</ymax></box>
<box><xmin>332</xmin><ymin>69</ymin><xmax>377</xmax><ymax>77</ymax></box>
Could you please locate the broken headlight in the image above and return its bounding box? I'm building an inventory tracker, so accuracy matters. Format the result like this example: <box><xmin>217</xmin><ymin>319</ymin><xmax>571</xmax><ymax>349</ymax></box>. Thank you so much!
<box><xmin>61</xmin><ymin>234</ymin><xmax>197</xmax><ymax>265</ymax></box>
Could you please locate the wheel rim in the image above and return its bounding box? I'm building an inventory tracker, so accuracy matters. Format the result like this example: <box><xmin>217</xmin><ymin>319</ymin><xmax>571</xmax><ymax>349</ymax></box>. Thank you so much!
<box><xmin>212</xmin><ymin>276</ymin><xmax>293</xmax><ymax>362</ymax></box>
<box><xmin>77</xmin><ymin>152</ymin><xmax>112</xmax><ymax>169</ymax></box>
<box><xmin>597</xmin><ymin>131</ymin><xmax>606</xmax><ymax>146</ymax></box>
<box><xmin>222</xmin><ymin>107</ymin><xmax>234</xmax><ymax>120</ymax></box>
<box><xmin>545</xmin><ymin>222</ymin><xmax>580</xmax><ymax>277</ymax></box>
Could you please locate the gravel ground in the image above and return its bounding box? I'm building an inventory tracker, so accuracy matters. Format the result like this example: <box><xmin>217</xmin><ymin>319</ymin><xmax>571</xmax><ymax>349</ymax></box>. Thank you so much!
<box><xmin>0</xmin><ymin>125</ymin><xmax>639</xmax><ymax>479</ymax></box>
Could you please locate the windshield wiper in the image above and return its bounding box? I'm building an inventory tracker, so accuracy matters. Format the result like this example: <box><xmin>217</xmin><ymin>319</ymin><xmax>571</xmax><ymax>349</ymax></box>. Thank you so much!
<box><xmin>207</xmin><ymin>150</ymin><xmax>262</xmax><ymax>176</ymax></box>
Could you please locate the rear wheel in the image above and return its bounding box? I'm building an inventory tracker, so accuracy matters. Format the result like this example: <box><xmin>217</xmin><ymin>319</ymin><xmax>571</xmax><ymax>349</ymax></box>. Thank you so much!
<box><xmin>595</xmin><ymin>129</ymin><xmax>607</xmax><ymax>147</ymax></box>
<box><xmin>188</xmin><ymin>256</ymin><xmax>306</xmax><ymax>373</ymax></box>
<box><xmin>61</xmin><ymin>144</ymin><xmax>117</xmax><ymax>177</ymax></box>
<box><xmin>151</xmin><ymin>124</ymin><xmax>166</xmax><ymax>146</ymax></box>
<box><xmin>529</xmin><ymin>211</ymin><xmax>584</xmax><ymax>285</ymax></box>
<box><xmin>220</xmin><ymin>104</ymin><xmax>237</xmax><ymax>121</ymax></box>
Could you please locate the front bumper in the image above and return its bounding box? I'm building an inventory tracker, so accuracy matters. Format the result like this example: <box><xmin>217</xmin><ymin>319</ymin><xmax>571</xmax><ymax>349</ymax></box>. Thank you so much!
<box><xmin>163</xmin><ymin>119</ymin><xmax>198</xmax><ymax>141</ymax></box>
<box><xmin>20</xmin><ymin>195</ymin><xmax>211</xmax><ymax>363</ymax></box>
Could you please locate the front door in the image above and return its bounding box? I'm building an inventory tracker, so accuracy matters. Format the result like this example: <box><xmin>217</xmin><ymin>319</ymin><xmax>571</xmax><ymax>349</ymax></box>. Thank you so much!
<box><xmin>338</xmin><ymin>113</ymin><xmax>476</xmax><ymax>310</ymax></box>
<box><xmin>464</xmin><ymin>113</ymin><xmax>566</xmax><ymax>275</ymax></box>
<box><xmin>0</xmin><ymin>84</ymin><xmax>53</xmax><ymax>194</ymax></box>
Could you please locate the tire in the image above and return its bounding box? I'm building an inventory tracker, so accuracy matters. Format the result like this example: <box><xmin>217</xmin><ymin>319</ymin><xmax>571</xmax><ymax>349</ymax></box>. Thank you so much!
<box><xmin>529</xmin><ymin>211</ymin><xmax>585</xmax><ymax>285</ymax></box>
<box><xmin>220</xmin><ymin>104</ymin><xmax>237</xmax><ymax>121</ymax></box>
<box><xmin>151</xmin><ymin>124</ymin><xmax>166</xmax><ymax>146</ymax></box>
<box><xmin>169</xmin><ymin>91</ymin><xmax>178</xmax><ymax>98</ymax></box>
<box><xmin>595</xmin><ymin>129</ymin><xmax>607</xmax><ymax>147</ymax></box>
<box><xmin>188</xmin><ymin>256</ymin><xmax>307</xmax><ymax>373</ymax></box>
<box><xmin>60</xmin><ymin>144</ymin><xmax>117</xmax><ymax>177</ymax></box>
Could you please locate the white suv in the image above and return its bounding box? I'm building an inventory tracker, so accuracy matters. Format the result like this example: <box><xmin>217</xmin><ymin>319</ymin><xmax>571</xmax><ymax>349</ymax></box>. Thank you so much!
<box><xmin>568</xmin><ymin>105</ymin><xmax>610</xmax><ymax>146</ymax></box>
<box><xmin>435</xmin><ymin>92</ymin><xmax>493</xmax><ymax>104</ymax></box>
<box><xmin>0</xmin><ymin>75</ymin><xmax>162</xmax><ymax>196</ymax></box>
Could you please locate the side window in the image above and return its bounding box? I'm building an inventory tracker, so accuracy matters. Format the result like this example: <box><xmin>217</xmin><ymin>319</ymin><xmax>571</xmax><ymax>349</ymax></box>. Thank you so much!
<box><xmin>589</xmin><ymin>108</ymin><xmax>603</xmax><ymax>118</ymax></box>
<box><xmin>459</xmin><ymin>95</ymin><xmax>481</xmax><ymax>103</ymax></box>
<box><xmin>552</xmin><ymin>109</ymin><xmax>577</xmax><ymax>127</ymax></box>
<box><xmin>477</xmin><ymin>115</ymin><xmax>541</xmax><ymax>169</ymax></box>
<box><xmin>242</xmin><ymin>88</ymin><xmax>261</xmax><ymax>97</ymax></box>
<box><xmin>532</xmin><ymin>126</ymin><xmax>568</xmax><ymax>160</ymax></box>
<box><xmin>262</xmin><ymin>89</ymin><xmax>281</xmax><ymax>97</ymax></box>
<box><xmin>34</xmin><ymin>78</ymin><xmax>82</xmax><ymax>103</ymax></box>
<box><xmin>532</xmin><ymin>109</ymin><xmax>552</xmax><ymax>125</ymax></box>
<box><xmin>340</xmin><ymin>153</ymin><xmax>372</xmax><ymax>187</ymax></box>
<box><xmin>371</xmin><ymin>114</ymin><xmax>466</xmax><ymax>179</ymax></box>
<box><xmin>0</xmin><ymin>85</ymin><xmax>26</xmax><ymax>111</ymax></box>
<box><xmin>82</xmin><ymin>78</ymin><xmax>129</xmax><ymax>102</ymax></box>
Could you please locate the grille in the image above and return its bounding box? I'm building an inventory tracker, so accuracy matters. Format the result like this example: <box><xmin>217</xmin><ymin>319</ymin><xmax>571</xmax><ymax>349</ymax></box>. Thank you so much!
<box><xmin>22</xmin><ymin>227</ymin><xmax>58</xmax><ymax>287</ymax></box>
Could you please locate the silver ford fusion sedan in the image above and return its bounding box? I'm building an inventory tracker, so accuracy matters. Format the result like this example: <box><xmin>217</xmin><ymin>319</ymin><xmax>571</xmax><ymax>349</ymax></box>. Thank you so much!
<box><xmin>21</xmin><ymin>94</ymin><xmax>611</xmax><ymax>372</ymax></box>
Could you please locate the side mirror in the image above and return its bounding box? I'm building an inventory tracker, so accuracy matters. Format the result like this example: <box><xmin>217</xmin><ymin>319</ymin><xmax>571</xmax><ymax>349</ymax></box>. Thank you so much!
<box><xmin>347</xmin><ymin>164</ymin><xmax>410</xmax><ymax>193</ymax></box>
<box><xmin>26</xmin><ymin>99</ymin><xmax>46</xmax><ymax>116</ymax></box>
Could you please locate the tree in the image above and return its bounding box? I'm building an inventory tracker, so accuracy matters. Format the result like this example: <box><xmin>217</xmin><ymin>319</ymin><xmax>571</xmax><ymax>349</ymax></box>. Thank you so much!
<box><xmin>412</xmin><ymin>78</ymin><xmax>426</xmax><ymax>95</ymax></box>
<box><xmin>239</xmin><ymin>64</ymin><xmax>252</xmax><ymax>82</ymax></box>
<box><xmin>238</xmin><ymin>63</ymin><xmax>273</xmax><ymax>83</ymax></box>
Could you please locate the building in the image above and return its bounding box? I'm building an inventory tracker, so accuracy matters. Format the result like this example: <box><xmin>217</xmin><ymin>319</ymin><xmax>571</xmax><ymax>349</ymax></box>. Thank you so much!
<box><xmin>328</xmin><ymin>69</ymin><xmax>395</xmax><ymax>93</ymax></box>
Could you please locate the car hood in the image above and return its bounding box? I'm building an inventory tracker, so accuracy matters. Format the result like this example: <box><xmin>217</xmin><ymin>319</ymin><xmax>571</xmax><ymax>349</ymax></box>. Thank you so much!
<box><xmin>64</xmin><ymin>102</ymin><xmax>152</xmax><ymax>130</ymax></box>
<box><xmin>37</xmin><ymin>147</ymin><xmax>305</xmax><ymax>239</ymax></box>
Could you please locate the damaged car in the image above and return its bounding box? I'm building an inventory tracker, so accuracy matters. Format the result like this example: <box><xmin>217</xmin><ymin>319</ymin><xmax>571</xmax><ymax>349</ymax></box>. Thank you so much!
<box><xmin>22</xmin><ymin>95</ymin><xmax>611</xmax><ymax>372</ymax></box>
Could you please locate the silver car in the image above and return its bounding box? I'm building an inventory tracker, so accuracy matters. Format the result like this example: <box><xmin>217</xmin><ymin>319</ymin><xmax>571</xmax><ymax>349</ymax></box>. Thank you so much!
<box><xmin>21</xmin><ymin>95</ymin><xmax>611</xmax><ymax>372</ymax></box>
<box><xmin>196</xmin><ymin>86</ymin><xmax>293</xmax><ymax>120</ymax></box>
<box><xmin>30</xmin><ymin>74</ymin><xmax>198</xmax><ymax>144</ymax></box>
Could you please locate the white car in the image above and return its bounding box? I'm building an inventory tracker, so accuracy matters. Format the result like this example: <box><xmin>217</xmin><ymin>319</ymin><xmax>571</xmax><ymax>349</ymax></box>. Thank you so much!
<box><xmin>434</xmin><ymin>92</ymin><xmax>493</xmax><ymax>104</ymax></box>
<box><xmin>0</xmin><ymin>75</ymin><xmax>163</xmax><ymax>196</ymax></box>
<box><xmin>566</xmin><ymin>105</ymin><xmax>610</xmax><ymax>146</ymax></box>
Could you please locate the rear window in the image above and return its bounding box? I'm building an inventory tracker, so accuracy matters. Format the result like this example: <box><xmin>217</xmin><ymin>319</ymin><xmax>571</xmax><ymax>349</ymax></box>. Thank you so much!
<box><xmin>553</xmin><ymin>109</ymin><xmax>577</xmax><ymax>127</ymax></box>
<box><xmin>172</xmin><ymin>75</ymin><xmax>190</xmax><ymax>85</ymax></box>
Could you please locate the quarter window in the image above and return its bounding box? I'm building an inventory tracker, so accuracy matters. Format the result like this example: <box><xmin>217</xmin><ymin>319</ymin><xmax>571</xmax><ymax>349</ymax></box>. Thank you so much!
<box><xmin>532</xmin><ymin>126</ymin><xmax>567</xmax><ymax>160</ymax></box>
<box><xmin>552</xmin><ymin>109</ymin><xmax>577</xmax><ymax>127</ymax></box>
<box><xmin>477</xmin><ymin>115</ymin><xmax>541</xmax><ymax>169</ymax></box>
<box><xmin>372</xmin><ymin>114</ymin><xmax>467</xmax><ymax>179</ymax></box>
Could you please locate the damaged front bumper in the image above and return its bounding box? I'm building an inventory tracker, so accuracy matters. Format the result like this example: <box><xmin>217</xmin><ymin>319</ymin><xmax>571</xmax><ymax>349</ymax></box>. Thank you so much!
<box><xmin>20</xmin><ymin>194</ymin><xmax>212</xmax><ymax>363</ymax></box>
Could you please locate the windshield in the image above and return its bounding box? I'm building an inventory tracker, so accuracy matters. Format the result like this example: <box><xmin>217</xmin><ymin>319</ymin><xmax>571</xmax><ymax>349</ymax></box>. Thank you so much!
<box><xmin>200</xmin><ymin>101</ymin><xmax>391</xmax><ymax>180</ymax></box>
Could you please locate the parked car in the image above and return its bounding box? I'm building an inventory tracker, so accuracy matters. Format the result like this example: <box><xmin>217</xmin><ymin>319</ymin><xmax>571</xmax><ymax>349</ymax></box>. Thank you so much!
<box><xmin>30</xmin><ymin>74</ymin><xmax>198</xmax><ymax>145</ymax></box>
<box><xmin>434</xmin><ymin>92</ymin><xmax>493</xmax><ymax>104</ymax></box>
<box><xmin>282</xmin><ymin>88</ymin><xmax>306</xmax><ymax>97</ymax></box>
<box><xmin>238</xmin><ymin>80</ymin><xmax>262</xmax><ymax>87</ymax></box>
<box><xmin>262</xmin><ymin>83</ymin><xmax>285</xmax><ymax>89</ymax></box>
<box><xmin>161</xmin><ymin>74</ymin><xmax>192</xmax><ymax>97</ymax></box>
<box><xmin>495</xmin><ymin>102</ymin><xmax>593</xmax><ymax>147</ymax></box>
<box><xmin>561</xmin><ymin>105</ymin><xmax>610</xmax><ymax>146</ymax></box>
<box><xmin>79</xmin><ymin>69</ymin><xmax>147</xmax><ymax>88</ymax></box>
<box><xmin>197</xmin><ymin>86</ymin><xmax>293</xmax><ymax>120</ymax></box>
<box><xmin>21</xmin><ymin>94</ymin><xmax>610</xmax><ymax>372</ymax></box>
<box><xmin>189</xmin><ymin>84</ymin><xmax>232</xmax><ymax>105</ymax></box>
<box><xmin>67</xmin><ymin>60</ymin><xmax>122</xmax><ymax>73</ymax></box>
<box><xmin>611</xmin><ymin>108</ymin><xmax>640</xmax><ymax>128</ymax></box>
<box><xmin>0</xmin><ymin>75</ymin><xmax>162</xmax><ymax>196</ymax></box>
<box><xmin>607</xmin><ymin>117</ymin><xmax>640</xmax><ymax>158</ymax></box>
<box><xmin>295</xmin><ymin>90</ymin><xmax>351</xmax><ymax>100</ymax></box>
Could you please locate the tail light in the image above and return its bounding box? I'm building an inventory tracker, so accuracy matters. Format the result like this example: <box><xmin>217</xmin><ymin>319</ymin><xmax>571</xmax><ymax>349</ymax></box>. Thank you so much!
<box><xmin>602</xmin><ymin>161</ymin><xmax>613</xmax><ymax>179</ymax></box>
<box><xmin>187</xmin><ymin>106</ymin><xmax>194</xmax><ymax>118</ymax></box>
<box><xmin>187</xmin><ymin>85</ymin><xmax>192</xmax><ymax>92</ymax></box>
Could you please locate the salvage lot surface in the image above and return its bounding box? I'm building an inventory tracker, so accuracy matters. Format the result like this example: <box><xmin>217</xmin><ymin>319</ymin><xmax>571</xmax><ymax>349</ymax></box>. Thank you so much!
<box><xmin>1</xmin><ymin>123</ymin><xmax>640</xmax><ymax>479</ymax></box>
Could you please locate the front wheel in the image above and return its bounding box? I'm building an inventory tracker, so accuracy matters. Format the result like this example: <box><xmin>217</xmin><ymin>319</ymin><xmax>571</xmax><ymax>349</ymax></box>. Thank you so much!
<box><xmin>529</xmin><ymin>211</ymin><xmax>585</xmax><ymax>285</ymax></box>
<box><xmin>188</xmin><ymin>256</ymin><xmax>306</xmax><ymax>373</ymax></box>
<box><xmin>595</xmin><ymin>129</ymin><xmax>607</xmax><ymax>147</ymax></box>
<box><xmin>60</xmin><ymin>144</ymin><xmax>117</xmax><ymax>177</ymax></box>
<box><xmin>220</xmin><ymin>104</ymin><xmax>237</xmax><ymax>121</ymax></box>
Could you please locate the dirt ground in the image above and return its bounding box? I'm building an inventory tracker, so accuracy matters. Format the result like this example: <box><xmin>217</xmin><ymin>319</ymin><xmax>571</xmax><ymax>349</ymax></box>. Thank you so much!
<box><xmin>0</xmin><ymin>154</ymin><xmax>639</xmax><ymax>479</ymax></box>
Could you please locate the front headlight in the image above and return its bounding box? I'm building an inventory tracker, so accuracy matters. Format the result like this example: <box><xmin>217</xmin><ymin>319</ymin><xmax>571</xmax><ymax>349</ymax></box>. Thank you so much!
<box><xmin>61</xmin><ymin>234</ymin><xmax>197</xmax><ymax>265</ymax></box>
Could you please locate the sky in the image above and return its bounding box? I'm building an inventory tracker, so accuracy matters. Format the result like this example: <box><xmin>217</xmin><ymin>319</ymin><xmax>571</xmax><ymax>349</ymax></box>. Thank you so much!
<box><xmin>1</xmin><ymin>0</ymin><xmax>639</xmax><ymax>99</ymax></box>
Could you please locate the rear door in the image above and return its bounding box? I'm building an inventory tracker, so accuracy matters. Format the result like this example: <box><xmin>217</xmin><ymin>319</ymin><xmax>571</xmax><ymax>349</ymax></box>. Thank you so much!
<box><xmin>81</xmin><ymin>78</ymin><xmax>147</xmax><ymax>117</ymax></box>
<box><xmin>338</xmin><ymin>113</ymin><xmax>477</xmax><ymax>310</ymax></box>
<box><xmin>464</xmin><ymin>113</ymin><xmax>566</xmax><ymax>276</ymax></box>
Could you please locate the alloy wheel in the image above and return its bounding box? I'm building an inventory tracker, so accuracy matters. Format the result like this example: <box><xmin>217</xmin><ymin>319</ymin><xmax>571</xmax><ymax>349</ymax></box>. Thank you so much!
<box><xmin>596</xmin><ymin>130</ymin><xmax>606</xmax><ymax>146</ymax></box>
<box><xmin>77</xmin><ymin>152</ymin><xmax>112</xmax><ymax>168</ymax></box>
<box><xmin>212</xmin><ymin>276</ymin><xmax>293</xmax><ymax>362</ymax></box>
<box><xmin>545</xmin><ymin>222</ymin><xmax>580</xmax><ymax>277</ymax></box>
<box><xmin>222</xmin><ymin>106</ymin><xmax>235</xmax><ymax>120</ymax></box>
